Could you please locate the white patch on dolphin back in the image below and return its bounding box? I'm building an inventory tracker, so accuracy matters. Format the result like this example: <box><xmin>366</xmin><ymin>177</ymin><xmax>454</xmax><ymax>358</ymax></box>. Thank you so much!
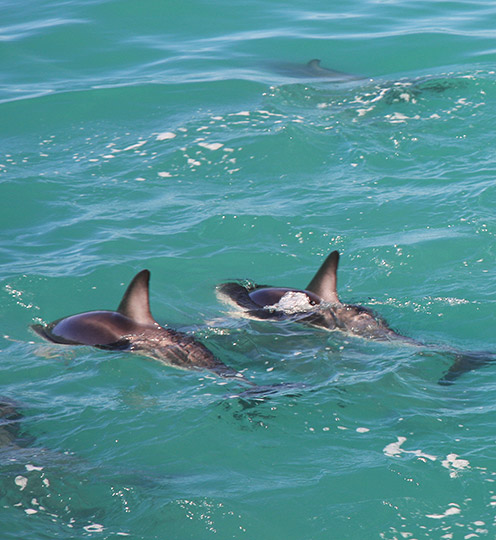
<box><xmin>265</xmin><ymin>291</ymin><xmax>316</xmax><ymax>314</ymax></box>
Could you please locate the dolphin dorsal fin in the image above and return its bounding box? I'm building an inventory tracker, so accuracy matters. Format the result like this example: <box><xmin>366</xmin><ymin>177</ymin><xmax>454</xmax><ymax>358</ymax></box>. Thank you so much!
<box><xmin>306</xmin><ymin>251</ymin><xmax>340</xmax><ymax>303</ymax></box>
<box><xmin>117</xmin><ymin>270</ymin><xmax>156</xmax><ymax>325</ymax></box>
<box><xmin>307</xmin><ymin>59</ymin><xmax>321</xmax><ymax>69</ymax></box>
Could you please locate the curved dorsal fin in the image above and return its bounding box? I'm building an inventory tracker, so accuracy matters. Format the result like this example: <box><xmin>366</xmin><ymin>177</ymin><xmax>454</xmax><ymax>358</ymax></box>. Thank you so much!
<box><xmin>306</xmin><ymin>251</ymin><xmax>340</xmax><ymax>303</ymax></box>
<box><xmin>307</xmin><ymin>59</ymin><xmax>321</xmax><ymax>69</ymax></box>
<box><xmin>117</xmin><ymin>270</ymin><xmax>156</xmax><ymax>325</ymax></box>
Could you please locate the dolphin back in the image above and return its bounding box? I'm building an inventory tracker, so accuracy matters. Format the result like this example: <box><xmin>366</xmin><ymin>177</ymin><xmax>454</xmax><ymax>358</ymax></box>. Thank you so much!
<box><xmin>32</xmin><ymin>311</ymin><xmax>135</xmax><ymax>348</ymax></box>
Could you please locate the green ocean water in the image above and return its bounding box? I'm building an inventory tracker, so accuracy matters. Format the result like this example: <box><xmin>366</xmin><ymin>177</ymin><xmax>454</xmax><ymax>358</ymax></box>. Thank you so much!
<box><xmin>2</xmin><ymin>0</ymin><xmax>496</xmax><ymax>538</ymax></box>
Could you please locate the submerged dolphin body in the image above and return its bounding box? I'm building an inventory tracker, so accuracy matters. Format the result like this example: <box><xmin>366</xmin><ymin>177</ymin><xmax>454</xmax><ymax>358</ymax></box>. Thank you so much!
<box><xmin>0</xmin><ymin>398</ymin><xmax>27</xmax><ymax>449</ymax></box>
<box><xmin>217</xmin><ymin>251</ymin><xmax>495</xmax><ymax>384</ymax></box>
<box><xmin>33</xmin><ymin>270</ymin><xmax>245</xmax><ymax>381</ymax></box>
<box><xmin>272</xmin><ymin>59</ymin><xmax>362</xmax><ymax>82</ymax></box>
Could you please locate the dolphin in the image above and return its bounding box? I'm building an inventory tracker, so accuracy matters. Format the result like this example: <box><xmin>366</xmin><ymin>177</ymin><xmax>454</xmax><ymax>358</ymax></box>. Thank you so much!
<box><xmin>217</xmin><ymin>251</ymin><xmax>412</xmax><ymax>341</ymax></box>
<box><xmin>216</xmin><ymin>250</ymin><xmax>495</xmax><ymax>384</ymax></box>
<box><xmin>32</xmin><ymin>270</ymin><xmax>246</xmax><ymax>381</ymax></box>
<box><xmin>0</xmin><ymin>398</ymin><xmax>26</xmax><ymax>448</ymax></box>
<box><xmin>272</xmin><ymin>59</ymin><xmax>362</xmax><ymax>82</ymax></box>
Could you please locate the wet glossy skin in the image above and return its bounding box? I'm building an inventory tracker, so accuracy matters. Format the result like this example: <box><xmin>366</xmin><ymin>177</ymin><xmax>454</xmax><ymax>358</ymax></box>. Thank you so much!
<box><xmin>216</xmin><ymin>250</ymin><xmax>496</xmax><ymax>383</ymax></box>
<box><xmin>33</xmin><ymin>311</ymin><xmax>240</xmax><ymax>377</ymax></box>
<box><xmin>44</xmin><ymin>311</ymin><xmax>142</xmax><ymax>346</ymax></box>
<box><xmin>32</xmin><ymin>270</ymin><xmax>245</xmax><ymax>380</ymax></box>
<box><xmin>218</xmin><ymin>282</ymin><xmax>410</xmax><ymax>342</ymax></box>
<box><xmin>254</xmin><ymin>288</ymin><xmax>402</xmax><ymax>340</ymax></box>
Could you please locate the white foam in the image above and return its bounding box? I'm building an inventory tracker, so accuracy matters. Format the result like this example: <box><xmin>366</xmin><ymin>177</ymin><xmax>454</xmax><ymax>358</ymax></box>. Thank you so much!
<box><xmin>15</xmin><ymin>475</ymin><xmax>28</xmax><ymax>490</ymax></box>
<box><xmin>383</xmin><ymin>436</ymin><xmax>436</xmax><ymax>461</ymax></box>
<box><xmin>84</xmin><ymin>523</ymin><xmax>105</xmax><ymax>533</ymax></box>
<box><xmin>122</xmin><ymin>141</ymin><xmax>146</xmax><ymax>152</ymax></box>
<box><xmin>386</xmin><ymin>112</ymin><xmax>409</xmax><ymax>123</ymax></box>
<box><xmin>426</xmin><ymin>503</ymin><xmax>461</xmax><ymax>519</ymax></box>
<box><xmin>156</xmin><ymin>132</ymin><xmax>176</xmax><ymax>141</ymax></box>
<box><xmin>198</xmin><ymin>142</ymin><xmax>223</xmax><ymax>151</ymax></box>
<box><xmin>357</xmin><ymin>107</ymin><xmax>373</xmax><ymax>117</ymax></box>
<box><xmin>442</xmin><ymin>453</ymin><xmax>470</xmax><ymax>478</ymax></box>
<box><xmin>383</xmin><ymin>436</ymin><xmax>407</xmax><ymax>457</ymax></box>
<box><xmin>25</xmin><ymin>464</ymin><xmax>43</xmax><ymax>472</ymax></box>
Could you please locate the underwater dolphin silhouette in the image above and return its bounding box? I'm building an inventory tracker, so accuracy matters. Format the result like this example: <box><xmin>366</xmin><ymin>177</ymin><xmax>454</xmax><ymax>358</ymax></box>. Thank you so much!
<box><xmin>0</xmin><ymin>398</ymin><xmax>26</xmax><ymax>448</ymax></box>
<box><xmin>32</xmin><ymin>270</ymin><xmax>246</xmax><ymax>381</ymax></box>
<box><xmin>272</xmin><ymin>59</ymin><xmax>362</xmax><ymax>82</ymax></box>
<box><xmin>217</xmin><ymin>250</ymin><xmax>495</xmax><ymax>384</ymax></box>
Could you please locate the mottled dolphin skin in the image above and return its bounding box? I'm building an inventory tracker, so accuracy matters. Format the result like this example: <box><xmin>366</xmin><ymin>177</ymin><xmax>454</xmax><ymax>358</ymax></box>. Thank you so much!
<box><xmin>217</xmin><ymin>251</ymin><xmax>495</xmax><ymax>384</ymax></box>
<box><xmin>32</xmin><ymin>270</ymin><xmax>245</xmax><ymax>381</ymax></box>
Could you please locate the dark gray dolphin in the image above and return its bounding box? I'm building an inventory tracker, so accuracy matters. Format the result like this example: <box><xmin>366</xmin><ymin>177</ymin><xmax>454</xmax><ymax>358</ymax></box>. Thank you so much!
<box><xmin>217</xmin><ymin>251</ymin><xmax>410</xmax><ymax>341</ymax></box>
<box><xmin>32</xmin><ymin>270</ymin><xmax>246</xmax><ymax>381</ymax></box>
<box><xmin>217</xmin><ymin>251</ymin><xmax>495</xmax><ymax>384</ymax></box>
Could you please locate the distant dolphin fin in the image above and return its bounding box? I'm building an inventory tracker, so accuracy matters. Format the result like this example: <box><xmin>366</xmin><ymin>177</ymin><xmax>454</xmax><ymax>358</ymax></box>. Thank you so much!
<box><xmin>117</xmin><ymin>270</ymin><xmax>156</xmax><ymax>325</ymax></box>
<box><xmin>305</xmin><ymin>58</ymin><xmax>361</xmax><ymax>81</ymax></box>
<box><xmin>306</xmin><ymin>251</ymin><xmax>340</xmax><ymax>303</ymax></box>
<box><xmin>307</xmin><ymin>59</ymin><xmax>322</xmax><ymax>70</ymax></box>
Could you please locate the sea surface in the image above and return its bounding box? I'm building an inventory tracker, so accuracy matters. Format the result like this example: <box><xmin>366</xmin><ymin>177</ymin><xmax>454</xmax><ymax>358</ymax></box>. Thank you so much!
<box><xmin>2</xmin><ymin>0</ymin><xmax>496</xmax><ymax>538</ymax></box>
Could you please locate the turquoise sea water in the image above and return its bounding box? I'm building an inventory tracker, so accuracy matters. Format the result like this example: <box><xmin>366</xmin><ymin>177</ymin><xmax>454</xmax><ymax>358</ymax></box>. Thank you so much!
<box><xmin>2</xmin><ymin>0</ymin><xmax>496</xmax><ymax>538</ymax></box>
